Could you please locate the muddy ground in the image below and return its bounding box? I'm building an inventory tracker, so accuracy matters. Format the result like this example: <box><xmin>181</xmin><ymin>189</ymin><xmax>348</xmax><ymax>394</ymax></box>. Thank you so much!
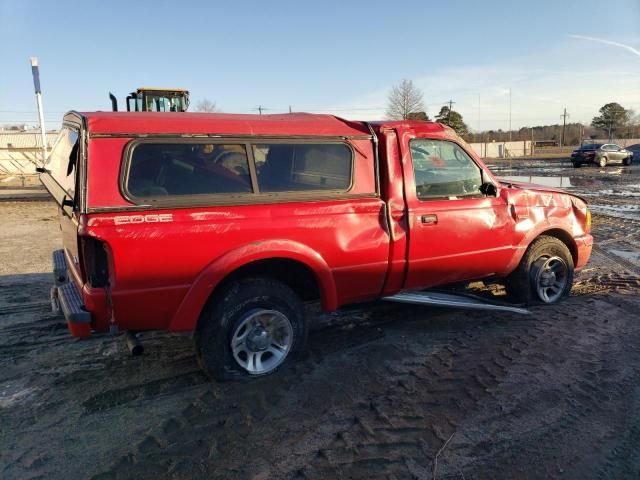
<box><xmin>1</xmin><ymin>158</ymin><xmax>639</xmax><ymax>480</ymax></box>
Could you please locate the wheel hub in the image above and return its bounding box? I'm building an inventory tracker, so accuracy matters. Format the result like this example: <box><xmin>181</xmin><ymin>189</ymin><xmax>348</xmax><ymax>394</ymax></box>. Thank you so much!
<box><xmin>539</xmin><ymin>270</ymin><xmax>556</xmax><ymax>287</ymax></box>
<box><xmin>532</xmin><ymin>255</ymin><xmax>569</xmax><ymax>303</ymax></box>
<box><xmin>246</xmin><ymin>326</ymin><xmax>270</xmax><ymax>352</ymax></box>
<box><xmin>230</xmin><ymin>309</ymin><xmax>293</xmax><ymax>375</ymax></box>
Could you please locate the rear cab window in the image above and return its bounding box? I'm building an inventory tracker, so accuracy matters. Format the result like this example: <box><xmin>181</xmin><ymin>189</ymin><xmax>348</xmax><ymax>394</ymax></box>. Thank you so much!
<box><xmin>126</xmin><ymin>143</ymin><xmax>252</xmax><ymax>200</ymax></box>
<box><xmin>253</xmin><ymin>143</ymin><xmax>352</xmax><ymax>193</ymax></box>
<box><xmin>123</xmin><ymin>140</ymin><xmax>354</xmax><ymax>204</ymax></box>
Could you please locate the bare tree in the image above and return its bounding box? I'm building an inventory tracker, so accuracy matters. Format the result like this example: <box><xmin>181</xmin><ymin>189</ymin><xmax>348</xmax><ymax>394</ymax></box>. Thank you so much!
<box><xmin>386</xmin><ymin>79</ymin><xmax>425</xmax><ymax>120</ymax></box>
<box><xmin>195</xmin><ymin>98</ymin><xmax>219</xmax><ymax>113</ymax></box>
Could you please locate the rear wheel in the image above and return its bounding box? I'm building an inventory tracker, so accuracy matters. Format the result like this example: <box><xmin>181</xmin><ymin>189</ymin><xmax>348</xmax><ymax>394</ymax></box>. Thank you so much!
<box><xmin>196</xmin><ymin>278</ymin><xmax>307</xmax><ymax>381</ymax></box>
<box><xmin>505</xmin><ymin>235</ymin><xmax>574</xmax><ymax>305</ymax></box>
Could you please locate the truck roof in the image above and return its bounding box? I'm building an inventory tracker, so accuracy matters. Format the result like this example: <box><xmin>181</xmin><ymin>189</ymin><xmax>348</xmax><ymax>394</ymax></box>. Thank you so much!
<box><xmin>370</xmin><ymin>120</ymin><xmax>446</xmax><ymax>133</ymax></box>
<box><xmin>70</xmin><ymin>112</ymin><xmax>448</xmax><ymax>138</ymax></box>
<box><xmin>75</xmin><ymin>112</ymin><xmax>372</xmax><ymax>138</ymax></box>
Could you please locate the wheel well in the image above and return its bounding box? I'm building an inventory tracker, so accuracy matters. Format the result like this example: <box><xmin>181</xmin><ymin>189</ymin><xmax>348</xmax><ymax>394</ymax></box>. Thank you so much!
<box><xmin>216</xmin><ymin>258</ymin><xmax>321</xmax><ymax>303</ymax></box>
<box><xmin>537</xmin><ymin>229</ymin><xmax>577</xmax><ymax>265</ymax></box>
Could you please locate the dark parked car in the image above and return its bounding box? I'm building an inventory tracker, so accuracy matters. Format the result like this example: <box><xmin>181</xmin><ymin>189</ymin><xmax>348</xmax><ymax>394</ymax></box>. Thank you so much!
<box><xmin>571</xmin><ymin>143</ymin><xmax>633</xmax><ymax>168</ymax></box>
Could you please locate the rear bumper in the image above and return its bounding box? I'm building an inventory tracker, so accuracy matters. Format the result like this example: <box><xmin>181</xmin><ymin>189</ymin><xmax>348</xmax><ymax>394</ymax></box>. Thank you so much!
<box><xmin>51</xmin><ymin>250</ymin><xmax>92</xmax><ymax>337</ymax></box>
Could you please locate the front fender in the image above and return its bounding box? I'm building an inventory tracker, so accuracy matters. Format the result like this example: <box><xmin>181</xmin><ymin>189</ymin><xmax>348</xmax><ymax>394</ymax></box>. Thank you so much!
<box><xmin>502</xmin><ymin>220</ymin><xmax>577</xmax><ymax>275</ymax></box>
<box><xmin>167</xmin><ymin>239</ymin><xmax>336</xmax><ymax>332</ymax></box>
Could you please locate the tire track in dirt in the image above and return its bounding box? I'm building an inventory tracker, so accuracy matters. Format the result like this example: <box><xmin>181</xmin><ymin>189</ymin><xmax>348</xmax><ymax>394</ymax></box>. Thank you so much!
<box><xmin>282</xmin><ymin>313</ymin><xmax>554</xmax><ymax>479</ymax></box>
<box><xmin>91</xmin><ymin>247</ymin><xmax>627</xmax><ymax>480</ymax></box>
<box><xmin>595</xmin><ymin>422</ymin><xmax>640</xmax><ymax>480</ymax></box>
<box><xmin>435</xmin><ymin>295</ymin><xmax>640</xmax><ymax>479</ymax></box>
<box><xmin>572</xmin><ymin>242</ymin><xmax>640</xmax><ymax>297</ymax></box>
<box><xmin>88</xmin><ymin>309</ymin><xmax>401</xmax><ymax>480</ymax></box>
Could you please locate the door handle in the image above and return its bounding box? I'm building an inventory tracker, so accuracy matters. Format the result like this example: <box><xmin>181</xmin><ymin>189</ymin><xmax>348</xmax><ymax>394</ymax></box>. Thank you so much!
<box><xmin>420</xmin><ymin>214</ymin><xmax>438</xmax><ymax>225</ymax></box>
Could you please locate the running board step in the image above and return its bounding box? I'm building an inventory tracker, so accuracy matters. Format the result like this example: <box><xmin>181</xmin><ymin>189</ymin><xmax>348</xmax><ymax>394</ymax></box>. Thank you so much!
<box><xmin>382</xmin><ymin>291</ymin><xmax>530</xmax><ymax>315</ymax></box>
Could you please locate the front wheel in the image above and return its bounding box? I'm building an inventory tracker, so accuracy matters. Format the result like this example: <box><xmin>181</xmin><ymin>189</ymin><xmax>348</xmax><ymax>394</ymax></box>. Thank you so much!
<box><xmin>505</xmin><ymin>235</ymin><xmax>574</xmax><ymax>305</ymax></box>
<box><xmin>196</xmin><ymin>278</ymin><xmax>307</xmax><ymax>381</ymax></box>
<box><xmin>599</xmin><ymin>156</ymin><xmax>607</xmax><ymax>168</ymax></box>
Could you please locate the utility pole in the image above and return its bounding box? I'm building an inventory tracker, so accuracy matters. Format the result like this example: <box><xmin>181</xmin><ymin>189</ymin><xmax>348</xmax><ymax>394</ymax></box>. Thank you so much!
<box><xmin>560</xmin><ymin>107</ymin><xmax>569</xmax><ymax>147</ymax></box>
<box><xmin>255</xmin><ymin>105</ymin><xmax>269</xmax><ymax>115</ymax></box>
<box><xmin>508</xmin><ymin>88</ymin><xmax>512</xmax><ymax>142</ymax></box>
<box><xmin>288</xmin><ymin>105</ymin><xmax>292</xmax><ymax>114</ymax></box>
<box><xmin>447</xmin><ymin>99</ymin><xmax>455</xmax><ymax>124</ymax></box>
<box><xmin>30</xmin><ymin>57</ymin><xmax>47</xmax><ymax>164</ymax></box>
<box><xmin>477</xmin><ymin>94</ymin><xmax>481</xmax><ymax>138</ymax></box>
<box><xmin>531</xmin><ymin>127</ymin><xmax>535</xmax><ymax>156</ymax></box>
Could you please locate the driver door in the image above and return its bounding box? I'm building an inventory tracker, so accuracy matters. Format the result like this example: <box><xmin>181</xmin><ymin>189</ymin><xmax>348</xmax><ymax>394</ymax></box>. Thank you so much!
<box><xmin>401</xmin><ymin>135</ymin><xmax>516</xmax><ymax>290</ymax></box>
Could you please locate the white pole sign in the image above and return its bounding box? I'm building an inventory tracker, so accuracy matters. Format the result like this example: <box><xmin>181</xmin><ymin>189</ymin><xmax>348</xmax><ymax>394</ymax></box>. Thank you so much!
<box><xmin>30</xmin><ymin>57</ymin><xmax>48</xmax><ymax>164</ymax></box>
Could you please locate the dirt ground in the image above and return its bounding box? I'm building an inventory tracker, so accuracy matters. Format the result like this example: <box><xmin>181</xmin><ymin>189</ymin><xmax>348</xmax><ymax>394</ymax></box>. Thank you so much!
<box><xmin>1</xmin><ymin>158</ymin><xmax>640</xmax><ymax>480</ymax></box>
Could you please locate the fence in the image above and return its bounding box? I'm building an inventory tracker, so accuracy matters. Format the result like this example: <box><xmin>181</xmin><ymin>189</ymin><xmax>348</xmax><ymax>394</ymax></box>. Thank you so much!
<box><xmin>0</xmin><ymin>131</ymin><xmax>57</xmax><ymax>176</ymax></box>
<box><xmin>469</xmin><ymin>141</ymin><xmax>532</xmax><ymax>159</ymax></box>
<box><xmin>470</xmin><ymin>138</ymin><xmax>640</xmax><ymax>159</ymax></box>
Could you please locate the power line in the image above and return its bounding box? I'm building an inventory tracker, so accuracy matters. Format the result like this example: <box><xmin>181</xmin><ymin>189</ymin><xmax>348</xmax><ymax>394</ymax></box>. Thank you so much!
<box><xmin>0</xmin><ymin>110</ymin><xmax>67</xmax><ymax>113</ymax></box>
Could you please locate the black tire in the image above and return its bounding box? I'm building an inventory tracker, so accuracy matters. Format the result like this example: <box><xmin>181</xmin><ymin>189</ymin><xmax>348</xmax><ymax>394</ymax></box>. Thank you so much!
<box><xmin>572</xmin><ymin>161</ymin><xmax>580</xmax><ymax>168</ymax></box>
<box><xmin>505</xmin><ymin>235</ymin><xmax>574</xmax><ymax>305</ymax></box>
<box><xmin>599</xmin><ymin>156</ymin><xmax>607</xmax><ymax>168</ymax></box>
<box><xmin>196</xmin><ymin>277</ymin><xmax>307</xmax><ymax>381</ymax></box>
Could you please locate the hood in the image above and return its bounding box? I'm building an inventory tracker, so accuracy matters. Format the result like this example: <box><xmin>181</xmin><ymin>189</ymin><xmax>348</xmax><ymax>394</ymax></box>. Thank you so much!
<box><xmin>500</xmin><ymin>180</ymin><xmax>588</xmax><ymax>204</ymax></box>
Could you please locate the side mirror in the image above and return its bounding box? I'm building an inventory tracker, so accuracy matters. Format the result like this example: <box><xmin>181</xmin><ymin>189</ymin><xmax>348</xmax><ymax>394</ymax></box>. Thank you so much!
<box><xmin>480</xmin><ymin>182</ymin><xmax>498</xmax><ymax>197</ymax></box>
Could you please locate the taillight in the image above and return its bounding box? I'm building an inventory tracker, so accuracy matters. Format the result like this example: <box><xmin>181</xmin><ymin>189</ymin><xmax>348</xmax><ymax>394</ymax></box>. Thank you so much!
<box><xmin>80</xmin><ymin>237</ymin><xmax>110</xmax><ymax>287</ymax></box>
<box><xmin>585</xmin><ymin>208</ymin><xmax>592</xmax><ymax>234</ymax></box>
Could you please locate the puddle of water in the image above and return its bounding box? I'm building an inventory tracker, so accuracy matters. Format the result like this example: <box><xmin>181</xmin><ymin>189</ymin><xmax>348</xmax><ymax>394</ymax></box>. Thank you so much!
<box><xmin>597</xmin><ymin>188</ymin><xmax>640</xmax><ymax>197</ymax></box>
<box><xmin>609</xmin><ymin>249</ymin><xmax>640</xmax><ymax>263</ymax></box>
<box><xmin>597</xmin><ymin>168</ymin><xmax>626</xmax><ymax>175</ymax></box>
<box><xmin>590</xmin><ymin>204</ymin><xmax>640</xmax><ymax>221</ymax></box>
<box><xmin>499</xmin><ymin>175</ymin><xmax>574</xmax><ymax>188</ymax></box>
<box><xmin>0</xmin><ymin>381</ymin><xmax>39</xmax><ymax>408</ymax></box>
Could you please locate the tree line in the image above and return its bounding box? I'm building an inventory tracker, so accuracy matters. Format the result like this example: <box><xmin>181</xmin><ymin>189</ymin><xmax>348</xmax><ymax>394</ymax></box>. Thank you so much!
<box><xmin>385</xmin><ymin>79</ymin><xmax>639</xmax><ymax>144</ymax></box>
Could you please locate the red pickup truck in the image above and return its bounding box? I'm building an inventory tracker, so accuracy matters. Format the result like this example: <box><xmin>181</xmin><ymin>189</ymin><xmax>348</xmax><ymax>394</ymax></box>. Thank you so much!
<box><xmin>41</xmin><ymin>111</ymin><xmax>592</xmax><ymax>380</ymax></box>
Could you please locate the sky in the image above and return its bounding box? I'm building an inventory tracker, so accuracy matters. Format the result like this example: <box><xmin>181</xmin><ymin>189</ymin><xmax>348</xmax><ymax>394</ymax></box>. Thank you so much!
<box><xmin>1</xmin><ymin>0</ymin><xmax>639</xmax><ymax>131</ymax></box>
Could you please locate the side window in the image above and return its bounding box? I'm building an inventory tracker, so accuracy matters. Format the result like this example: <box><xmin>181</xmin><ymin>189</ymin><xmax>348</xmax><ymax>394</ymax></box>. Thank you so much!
<box><xmin>410</xmin><ymin>139</ymin><xmax>482</xmax><ymax>200</ymax></box>
<box><xmin>253</xmin><ymin>143</ymin><xmax>352</xmax><ymax>193</ymax></box>
<box><xmin>127</xmin><ymin>143</ymin><xmax>252</xmax><ymax>198</ymax></box>
<box><xmin>45</xmin><ymin>127</ymin><xmax>79</xmax><ymax>199</ymax></box>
